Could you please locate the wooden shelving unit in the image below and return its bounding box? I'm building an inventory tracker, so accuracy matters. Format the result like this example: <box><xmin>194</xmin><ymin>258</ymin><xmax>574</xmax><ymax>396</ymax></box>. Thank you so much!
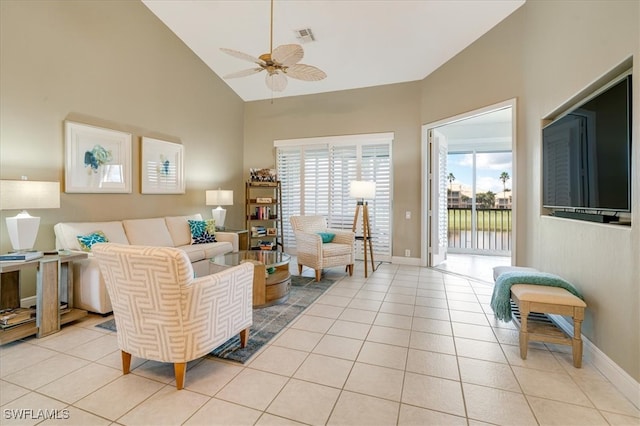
<box><xmin>245</xmin><ymin>181</ymin><xmax>283</xmax><ymax>251</ymax></box>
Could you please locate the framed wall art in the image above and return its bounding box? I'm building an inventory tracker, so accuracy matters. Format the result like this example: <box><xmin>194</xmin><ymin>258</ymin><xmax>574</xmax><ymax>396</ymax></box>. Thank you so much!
<box><xmin>64</xmin><ymin>121</ymin><xmax>132</xmax><ymax>193</ymax></box>
<box><xmin>141</xmin><ymin>137</ymin><xmax>185</xmax><ymax>194</ymax></box>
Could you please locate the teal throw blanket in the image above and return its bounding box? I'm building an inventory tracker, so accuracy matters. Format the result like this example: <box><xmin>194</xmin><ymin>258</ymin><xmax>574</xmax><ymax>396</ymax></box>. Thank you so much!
<box><xmin>490</xmin><ymin>271</ymin><xmax>584</xmax><ymax>322</ymax></box>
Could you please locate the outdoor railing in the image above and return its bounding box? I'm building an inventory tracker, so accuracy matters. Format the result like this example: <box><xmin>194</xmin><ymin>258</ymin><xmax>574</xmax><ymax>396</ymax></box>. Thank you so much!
<box><xmin>448</xmin><ymin>208</ymin><xmax>512</xmax><ymax>252</ymax></box>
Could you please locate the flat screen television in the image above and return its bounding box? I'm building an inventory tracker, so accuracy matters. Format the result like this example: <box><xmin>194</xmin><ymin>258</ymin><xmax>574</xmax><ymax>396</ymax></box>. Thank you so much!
<box><xmin>542</xmin><ymin>74</ymin><xmax>632</xmax><ymax>213</ymax></box>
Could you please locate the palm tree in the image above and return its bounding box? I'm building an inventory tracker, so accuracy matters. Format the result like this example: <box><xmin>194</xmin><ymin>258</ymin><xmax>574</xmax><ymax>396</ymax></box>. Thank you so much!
<box><xmin>499</xmin><ymin>172</ymin><xmax>510</xmax><ymax>195</ymax></box>
<box><xmin>447</xmin><ymin>173</ymin><xmax>455</xmax><ymax>207</ymax></box>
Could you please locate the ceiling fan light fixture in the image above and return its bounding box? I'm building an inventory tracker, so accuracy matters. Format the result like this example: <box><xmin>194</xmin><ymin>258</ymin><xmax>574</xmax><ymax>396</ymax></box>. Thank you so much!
<box><xmin>220</xmin><ymin>0</ymin><xmax>326</xmax><ymax>93</ymax></box>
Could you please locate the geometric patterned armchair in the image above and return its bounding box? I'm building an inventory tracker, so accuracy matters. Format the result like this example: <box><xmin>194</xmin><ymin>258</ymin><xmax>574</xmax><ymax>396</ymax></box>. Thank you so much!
<box><xmin>290</xmin><ymin>215</ymin><xmax>355</xmax><ymax>282</ymax></box>
<box><xmin>92</xmin><ymin>243</ymin><xmax>253</xmax><ymax>390</ymax></box>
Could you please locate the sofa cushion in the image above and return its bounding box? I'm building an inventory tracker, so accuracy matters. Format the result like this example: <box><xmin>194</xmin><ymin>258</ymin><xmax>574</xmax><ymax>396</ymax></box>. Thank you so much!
<box><xmin>122</xmin><ymin>218</ymin><xmax>174</xmax><ymax>247</ymax></box>
<box><xmin>165</xmin><ymin>214</ymin><xmax>202</xmax><ymax>247</ymax></box>
<box><xmin>188</xmin><ymin>219</ymin><xmax>217</xmax><ymax>244</ymax></box>
<box><xmin>77</xmin><ymin>231</ymin><xmax>109</xmax><ymax>252</ymax></box>
<box><xmin>179</xmin><ymin>241</ymin><xmax>233</xmax><ymax>263</ymax></box>
<box><xmin>54</xmin><ymin>221</ymin><xmax>129</xmax><ymax>251</ymax></box>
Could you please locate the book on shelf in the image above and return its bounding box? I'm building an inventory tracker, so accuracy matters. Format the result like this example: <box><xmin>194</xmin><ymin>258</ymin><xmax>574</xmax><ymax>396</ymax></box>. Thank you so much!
<box><xmin>0</xmin><ymin>251</ymin><xmax>44</xmax><ymax>262</ymax></box>
<box><xmin>0</xmin><ymin>308</ymin><xmax>36</xmax><ymax>327</ymax></box>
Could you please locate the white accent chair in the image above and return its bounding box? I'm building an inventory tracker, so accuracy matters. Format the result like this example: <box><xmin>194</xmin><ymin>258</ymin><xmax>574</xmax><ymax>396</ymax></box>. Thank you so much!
<box><xmin>92</xmin><ymin>243</ymin><xmax>253</xmax><ymax>390</ymax></box>
<box><xmin>290</xmin><ymin>215</ymin><xmax>355</xmax><ymax>281</ymax></box>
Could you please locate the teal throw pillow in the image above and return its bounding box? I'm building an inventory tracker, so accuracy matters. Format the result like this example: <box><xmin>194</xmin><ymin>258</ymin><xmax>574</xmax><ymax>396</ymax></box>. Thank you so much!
<box><xmin>77</xmin><ymin>231</ymin><xmax>108</xmax><ymax>252</ymax></box>
<box><xmin>188</xmin><ymin>219</ymin><xmax>217</xmax><ymax>244</ymax></box>
<box><xmin>317</xmin><ymin>232</ymin><xmax>335</xmax><ymax>243</ymax></box>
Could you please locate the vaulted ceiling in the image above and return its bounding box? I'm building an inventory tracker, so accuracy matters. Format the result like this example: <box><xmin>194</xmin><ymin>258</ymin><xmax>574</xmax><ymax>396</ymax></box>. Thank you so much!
<box><xmin>142</xmin><ymin>0</ymin><xmax>526</xmax><ymax>102</ymax></box>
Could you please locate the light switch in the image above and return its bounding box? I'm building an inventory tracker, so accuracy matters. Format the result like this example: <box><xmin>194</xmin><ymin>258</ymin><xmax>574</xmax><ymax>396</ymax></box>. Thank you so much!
<box><xmin>405</xmin><ymin>211</ymin><xmax>411</xmax><ymax>219</ymax></box>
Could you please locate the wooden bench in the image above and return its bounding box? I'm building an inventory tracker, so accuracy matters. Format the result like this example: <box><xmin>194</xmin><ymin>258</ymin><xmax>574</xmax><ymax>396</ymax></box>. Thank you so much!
<box><xmin>510</xmin><ymin>284</ymin><xmax>587</xmax><ymax>368</ymax></box>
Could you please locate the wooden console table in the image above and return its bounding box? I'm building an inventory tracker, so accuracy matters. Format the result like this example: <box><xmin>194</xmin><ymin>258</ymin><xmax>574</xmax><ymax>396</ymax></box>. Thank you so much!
<box><xmin>0</xmin><ymin>252</ymin><xmax>88</xmax><ymax>344</ymax></box>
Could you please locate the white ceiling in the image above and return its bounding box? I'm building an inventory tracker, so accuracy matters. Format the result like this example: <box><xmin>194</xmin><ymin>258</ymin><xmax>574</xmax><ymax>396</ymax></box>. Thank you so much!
<box><xmin>142</xmin><ymin>0</ymin><xmax>525</xmax><ymax>102</ymax></box>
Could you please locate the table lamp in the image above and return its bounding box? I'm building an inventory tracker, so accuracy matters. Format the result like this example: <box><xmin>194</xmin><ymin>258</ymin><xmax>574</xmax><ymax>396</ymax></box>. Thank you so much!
<box><xmin>0</xmin><ymin>179</ymin><xmax>61</xmax><ymax>252</ymax></box>
<box><xmin>206</xmin><ymin>188</ymin><xmax>233</xmax><ymax>229</ymax></box>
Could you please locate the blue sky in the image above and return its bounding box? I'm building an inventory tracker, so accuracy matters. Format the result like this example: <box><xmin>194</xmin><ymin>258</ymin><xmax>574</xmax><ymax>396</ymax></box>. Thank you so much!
<box><xmin>447</xmin><ymin>152</ymin><xmax>512</xmax><ymax>194</ymax></box>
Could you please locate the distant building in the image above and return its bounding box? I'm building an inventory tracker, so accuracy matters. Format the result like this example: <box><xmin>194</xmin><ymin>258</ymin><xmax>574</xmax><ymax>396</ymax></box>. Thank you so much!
<box><xmin>447</xmin><ymin>183</ymin><xmax>473</xmax><ymax>208</ymax></box>
<box><xmin>495</xmin><ymin>190</ymin><xmax>512</xmax><ymax>209</ymax></box>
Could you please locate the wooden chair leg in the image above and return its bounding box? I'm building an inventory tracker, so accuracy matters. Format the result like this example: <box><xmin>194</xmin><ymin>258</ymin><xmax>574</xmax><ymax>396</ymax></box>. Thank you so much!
<box><xmin>174</xmin><ymin>362</ymin><xmax>186</xmax><ymax>390</ymax></box>
<box><xmin>572</xmin><ymin>307</ymin><xmax>584</xmax><ymax>368</ymax></box>
<box><xmin>240</xmin><ymin>328</ymin><xmax>250</xmax><ymax>348</ymax></box>
<box><xmin>315</xmin><ymin>269</ymin><xmax>322</xmax><ymax>282</ymax></box>
<box><xmin>121</xmin><ymin>350</ymin><xmax>132</xmax><ymax>375</ymax></box>
<box><xmin>347</xmin><ymin>264</ymin><xmax>354</xmax><ymax>276</ymax></box>
<box><xmin>298</xmin><ymin>264</ymin><xmax>303</xmax><ymax>275</ymax></box>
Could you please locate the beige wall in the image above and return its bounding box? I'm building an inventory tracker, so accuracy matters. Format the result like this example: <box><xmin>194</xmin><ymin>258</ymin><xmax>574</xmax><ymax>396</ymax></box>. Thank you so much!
<box><xmin>421</xmin><ymin>1</ymin><xmax>639</xmax><ymax>380</ymax></box>
<box><xmin>0</xmin><ymin>0</ymin><xmax>245</xmax><ymax>294</ymax></box>
<box><xmin>244</xmin><ymin>83</ymin><xmax>423</xmax><ymax>258</ymax></box>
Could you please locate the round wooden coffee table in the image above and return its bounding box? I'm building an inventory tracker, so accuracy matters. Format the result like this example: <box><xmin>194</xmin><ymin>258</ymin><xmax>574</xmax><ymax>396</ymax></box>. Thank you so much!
<box><xmin>211</xmin><ymin>251</ymin><xmax>291</xmax><ymax>308</ymax></box>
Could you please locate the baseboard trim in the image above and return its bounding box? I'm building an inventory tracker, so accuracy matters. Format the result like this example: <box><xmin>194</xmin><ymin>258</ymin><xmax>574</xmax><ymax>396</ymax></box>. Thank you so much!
<box><xmin>20</xmin><ymin>296</ymin><xmax>36</xmax><ymax>309</ymax></box>
<box><xmin>390</xmin><ymin>256</ymin><xmax>422</xmax><ymax>266</ymax></box>
<box><xmin>551</xmin><ymin>314</ymin><xmax>640</xmax><ymax>409</ymax></box>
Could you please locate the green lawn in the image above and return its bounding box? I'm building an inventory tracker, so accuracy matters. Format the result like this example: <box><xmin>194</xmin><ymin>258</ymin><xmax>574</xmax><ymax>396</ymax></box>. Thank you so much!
<box><xmin>448</xmin><ymin>209</ymin><xmax>512</xmax><ymax>231</ymax></box>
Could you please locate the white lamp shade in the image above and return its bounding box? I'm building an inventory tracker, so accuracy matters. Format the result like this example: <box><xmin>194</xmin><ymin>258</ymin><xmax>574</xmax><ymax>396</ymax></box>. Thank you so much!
<box><xmin>349</xmin><ymin>181</ymin><xmax>376</xmax><ymax>199</ymax></box>
<box><xmin>206</xmin><ymin>189</ymin><xmax>233</xmax><ymax>206</ymax></box>
<box><xmin>0</xmin><ymin>180</ymin><xmax>60</xmax><ymax>210</ymax></box>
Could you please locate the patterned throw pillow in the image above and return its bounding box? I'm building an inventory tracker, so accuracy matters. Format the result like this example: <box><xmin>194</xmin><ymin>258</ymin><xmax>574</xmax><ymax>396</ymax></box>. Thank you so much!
<box><xmin>317</xmin><ymin>232</ymin><xmax>335</xmax><ymax>243</ymax></box>
<box><xmin>188</xmin><ymin>219</ymin><xmax>217</xmax><ymax>244</ymax></box>
<box><xmin>77</xmin><ymin>231</ymin><xmax>109</xmax><ymax>252</ymax></box>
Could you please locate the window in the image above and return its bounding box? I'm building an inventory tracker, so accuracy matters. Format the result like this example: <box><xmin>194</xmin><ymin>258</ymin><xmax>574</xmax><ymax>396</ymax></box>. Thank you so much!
<box><xmin>275</xmin><ymin>133</ymin><xmax>393</xmax><ymax>260</ymax></box>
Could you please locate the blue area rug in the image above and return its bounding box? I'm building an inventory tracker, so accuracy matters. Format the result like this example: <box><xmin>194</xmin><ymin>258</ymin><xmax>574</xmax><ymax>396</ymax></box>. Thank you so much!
<box><xmin>95</xmin><ymin>274</ymin><xmax>336</xmax><ymax>363</ymax></box>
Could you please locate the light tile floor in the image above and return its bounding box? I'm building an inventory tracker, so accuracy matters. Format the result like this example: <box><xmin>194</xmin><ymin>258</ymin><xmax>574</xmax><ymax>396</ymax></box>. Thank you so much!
<box><xmin>1</xmin><ymin>260</ymin><xmax>639</xmax><ymax>425</ymax></box>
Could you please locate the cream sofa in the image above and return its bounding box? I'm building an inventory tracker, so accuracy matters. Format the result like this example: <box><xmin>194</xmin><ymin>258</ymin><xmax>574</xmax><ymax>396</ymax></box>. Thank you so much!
<box><xmin>54</xmin><ymin>214</ymin><xmax>238</xmax><ymax>314</ymax></box>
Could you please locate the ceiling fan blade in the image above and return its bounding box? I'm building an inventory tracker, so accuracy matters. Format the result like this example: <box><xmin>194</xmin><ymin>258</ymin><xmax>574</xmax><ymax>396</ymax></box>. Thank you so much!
<box><xmin>266</xmin><ymin>72</ymin><xmax>287</xmax><ymax>92</ymax></box>
<box><xmin>285</xmin><ymin>64</ymin><xmax>327</xmax><ymax>81</ymax></box>
<box><xmin>223</xmin><ymin>68</ymin><xmax>264</xmax><ymax>79</ymax></box>
<box><xmin>272</xmin><ymin>44</ymin><xmax>304</xmax><ymax>66</ymax></box>
<box><xmin>220</xmin><ymin>48</ymin><xmax>264</xmax><ymax>65</ymax></box>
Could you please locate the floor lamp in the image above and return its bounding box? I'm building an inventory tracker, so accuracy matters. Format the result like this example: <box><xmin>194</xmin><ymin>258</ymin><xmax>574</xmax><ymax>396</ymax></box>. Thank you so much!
<box><xmin>350</xmin><ymin>180</ymin><xmax>376</xmax><ymax>278</ymax></box>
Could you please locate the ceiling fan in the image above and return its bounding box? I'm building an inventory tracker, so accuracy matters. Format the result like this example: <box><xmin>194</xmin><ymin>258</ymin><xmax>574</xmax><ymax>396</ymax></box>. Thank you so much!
<box><xmin>220</xmin><ymin>0</ymin><xmax>327</xmax><ymax>92</ymax></box>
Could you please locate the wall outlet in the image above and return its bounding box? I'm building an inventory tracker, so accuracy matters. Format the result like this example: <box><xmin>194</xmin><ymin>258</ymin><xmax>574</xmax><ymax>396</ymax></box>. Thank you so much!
<box><xmin>405</xmin><ymin>249</ymin><xmax>410</xmax><ymax>257</ymax></box>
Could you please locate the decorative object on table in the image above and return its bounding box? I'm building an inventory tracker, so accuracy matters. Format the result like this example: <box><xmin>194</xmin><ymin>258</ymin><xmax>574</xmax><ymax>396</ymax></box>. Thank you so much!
<box><xmin>258</xmin><ymin>240</ymin><xmax>275</xmax><ymax>250</ymax></box>
<box><xmin>64</xmin><ymin>121</ymin><xmax>132</xmax><ymax>193</ymax></box>
<box><xmin>0</xmin><ymin>251</ymin><xmax>44</xmax><ymax>262</ymax></box>
<box><xmin>0</xmin><ymin>178</ymin><xmax>60</xmax><ymax>252</ymax></box>
<box><xmin>98</xmin><ymin>275</ymin><xmax>337</xmax><ymax>364</ymax></box>
<box><xmin>220</xmin><ymin>0</ymin><xmax>326</xmax><ymax>93</ymax></box>
<box><xmin>206</xmin><ymin>188</ymin><xmax>233</xmax><ymax>229</ymax></box>
<box><xmin>350</xmin><ymin>180</ymin><xmax>377</xmax><ymax>278</ymax></box>
<box><xmin>141</xmin><ymin>137</ymin><xmax>185</xmax><ymax>194</ymax></box>
<box><xmin>249</xmin><ymin>168</ymin><xmax>277</xmax><ymax>183</ymax></box>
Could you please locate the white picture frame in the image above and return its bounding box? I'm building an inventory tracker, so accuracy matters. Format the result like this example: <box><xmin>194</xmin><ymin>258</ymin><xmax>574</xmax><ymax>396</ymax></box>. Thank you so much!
<box><xmin>141</xmin><ymin>137</ymin><xmax>185</xmax><ymax>194</ymax></box>
<box><xmin>64</xmin><ymin>121</ymin><xmax>132</xmax><ymax>193</ymax></box>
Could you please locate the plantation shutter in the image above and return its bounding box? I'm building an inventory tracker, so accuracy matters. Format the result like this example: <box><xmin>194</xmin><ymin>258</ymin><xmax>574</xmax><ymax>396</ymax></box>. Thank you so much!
<box><xmin>276</xmin><ymin>147</ymin><xmax>301</xmax><ymax>248</ymax></box>
<box><xmin>276</xmin><ymin>133</ymin><xmax>393</xmax><ymax>261</ymax></box>
<box><xmin>361</xmin><ymin>143</ymin><xmax>391</xmax><ymax>256</ymax></box>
